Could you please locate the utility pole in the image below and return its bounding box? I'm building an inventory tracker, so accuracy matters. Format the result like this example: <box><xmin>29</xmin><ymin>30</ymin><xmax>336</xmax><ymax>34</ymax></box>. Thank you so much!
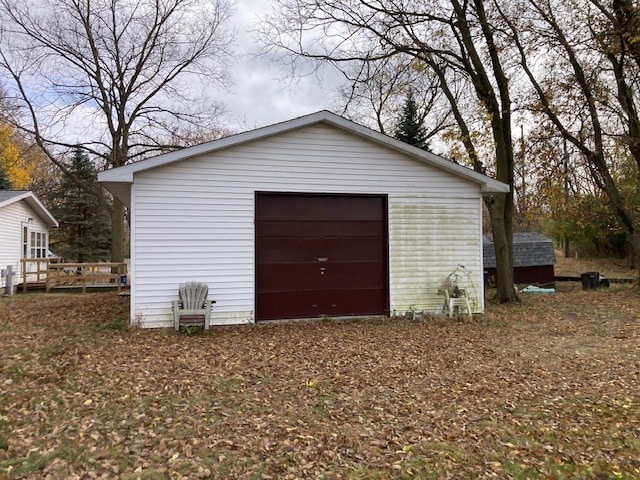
<box><xmin>520</xmin><ymin>125</ymin><xmax>526</xmax><ymax>214</ymax></box>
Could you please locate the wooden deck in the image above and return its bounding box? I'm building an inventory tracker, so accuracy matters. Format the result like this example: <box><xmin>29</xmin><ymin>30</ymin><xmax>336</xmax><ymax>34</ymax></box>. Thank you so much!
<box><xmin>20</xmin><ymin>259</ymin><xmax>128</xmax><ymax>293</ymax></box>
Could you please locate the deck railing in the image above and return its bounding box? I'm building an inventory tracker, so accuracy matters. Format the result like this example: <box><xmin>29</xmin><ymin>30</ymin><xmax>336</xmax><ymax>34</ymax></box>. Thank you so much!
<box><xmin>21</xmin><ymin>258</ymin><xmax>128</xmax><ymax>293</ymax></box>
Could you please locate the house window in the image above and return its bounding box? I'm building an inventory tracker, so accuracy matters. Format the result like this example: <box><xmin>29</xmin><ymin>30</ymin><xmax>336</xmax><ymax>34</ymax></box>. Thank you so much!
<box><xmin>25</xmin><ymin>230</ymin><xmax>48</xmax><ymax>259</ymax></box>
<box><xmin>22</xmin><ymin>226</ymin><xmax>28</xmax><ymax>258</ymax></box>
<box><xmin>36</xmin><ymin>232</ymin><xmax>42</xmax><ymax>258</ymax></box>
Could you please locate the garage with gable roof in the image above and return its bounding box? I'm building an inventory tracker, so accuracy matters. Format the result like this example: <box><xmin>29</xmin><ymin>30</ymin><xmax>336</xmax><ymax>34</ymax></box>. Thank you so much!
<box><xmin>99</xmin><ymin>111</ymin><xmax>509</xmax><ymax>328</ymax></box>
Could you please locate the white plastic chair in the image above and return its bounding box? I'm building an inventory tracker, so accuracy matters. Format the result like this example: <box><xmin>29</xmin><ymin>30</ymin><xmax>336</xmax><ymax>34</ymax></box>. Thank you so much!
<box><xmin>172</xmin><ymin>281</ymin><xmax>215</xmax><ymax>331</ymax></box>
<box><xmin>444</xmin><ymin>287</ymin><xmax>473</xmax><ymax>320</ymax></box>
<box><xmin>439</xmin><ymin>277</ymin><xmax>472</xmax><ymax>321</ymax></box>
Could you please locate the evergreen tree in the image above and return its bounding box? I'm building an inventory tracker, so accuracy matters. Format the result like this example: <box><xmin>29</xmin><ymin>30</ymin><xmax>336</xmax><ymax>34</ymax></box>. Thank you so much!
<box><xmin>394</xmin><ymin>90</ymin><xmax>430</xmax><ymax>151</ymax></box>
<box><xmin>0</xmin><ymin>163</ymin><xmax>12</xmax><ymax>189</ymax></box>
<box><xmin>50</xmin><ymin>149</ymin><xmax>111</xmax><ymax>262</ymax></box>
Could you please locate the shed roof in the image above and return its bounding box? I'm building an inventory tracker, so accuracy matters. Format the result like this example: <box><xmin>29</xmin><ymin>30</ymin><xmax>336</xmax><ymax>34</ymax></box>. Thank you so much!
<box><xmin>0</xmin><ymin>190</ymin><xmax>59</xmax><ymax>227</ymax></box>
<box><xmin>483</xmin><ymin>232</ymin><xmax>556</xmax><ymax>268</ymax></box>
<box><xmin>99</xmin><ymin>110</ymin><xmax>509</xmax><ymax>207</ymax></box>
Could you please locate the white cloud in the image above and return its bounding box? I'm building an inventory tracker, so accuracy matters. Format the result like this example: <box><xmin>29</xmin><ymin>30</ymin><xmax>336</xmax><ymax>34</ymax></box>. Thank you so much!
<box><xmin>222</xmin><ymin>0</ymin><xmax>345</xmax><ymax>131</ymax></box>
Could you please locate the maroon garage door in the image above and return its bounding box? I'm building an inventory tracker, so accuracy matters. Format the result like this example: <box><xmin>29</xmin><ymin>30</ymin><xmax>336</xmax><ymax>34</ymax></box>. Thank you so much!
<box><xmin>256</xmin><ymin>193</ymin><xmax>388</xmax><ymax>321</ymax></box>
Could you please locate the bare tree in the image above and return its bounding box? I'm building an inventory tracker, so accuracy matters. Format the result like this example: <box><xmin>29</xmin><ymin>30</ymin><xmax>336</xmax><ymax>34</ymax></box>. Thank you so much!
<box><xmin>0</xmin><ymin>0</ymin><xmax>235</xmax><ymax>262</ymax></box>
<box><xmin>337</xmin><ymin>55</ymin><xmax>453</xmax><ymax>145</ymax></box>
<box><xmin>503</xmin><ymin>0</ymin><xmax>640</xmax><ymax>275</ymax></box>
<box><xmin>259</xmin><ymin>0</ymin><xmax>519</xmax><ymax>302</ymax></box>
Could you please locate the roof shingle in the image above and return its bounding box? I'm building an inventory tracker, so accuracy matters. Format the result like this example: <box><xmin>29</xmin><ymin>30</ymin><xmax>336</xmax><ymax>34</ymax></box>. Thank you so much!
<box><xmin>0</xmin><ymin>190</ymin><xmax>29</xmax><ymax>203</ymax></box>
<box><xmin>483</xmin><ymin>232</ymin><xmax>556</xmax><ymax>268</ymax></box>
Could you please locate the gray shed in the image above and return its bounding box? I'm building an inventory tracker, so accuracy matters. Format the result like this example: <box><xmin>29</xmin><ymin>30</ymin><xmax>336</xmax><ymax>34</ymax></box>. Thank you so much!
<box><xmin>483</xmin><ymin>232</ymin><xmax>556</xmax><ymax>285</ymax></box>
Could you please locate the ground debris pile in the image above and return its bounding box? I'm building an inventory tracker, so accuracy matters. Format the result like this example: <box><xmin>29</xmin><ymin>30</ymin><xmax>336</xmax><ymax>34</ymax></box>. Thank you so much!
<box><xmin>1</xmin><ymin>289</ymin><xmax>639</xmax><ymax>479</ymax></box>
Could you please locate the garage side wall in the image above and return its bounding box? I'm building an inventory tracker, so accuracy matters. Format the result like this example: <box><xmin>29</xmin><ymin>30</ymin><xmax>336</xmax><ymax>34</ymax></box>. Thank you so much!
<box><xmin>389</xmin><ymin>196</ymin><xmax>483</xmax><ymax>316</ymax></box>
<box><xmin>131</xmin><ymin>124</ymin><xmax>484</xmax><ymax>327</ymax></box>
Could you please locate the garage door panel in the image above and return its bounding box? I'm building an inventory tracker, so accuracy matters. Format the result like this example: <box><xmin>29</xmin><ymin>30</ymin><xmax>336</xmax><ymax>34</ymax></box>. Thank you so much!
<box><xmin>257</xmin><ymin>220</ymin><xmax>385</xmax><ymax>237</ymax></box>
<box><xmin>258</xmin><ymin>261</ymin><xmax>387</xmax><ymax>291</ymax></box>
<box><xmin>257</xmin><ymin>288</ymin><xmax>388</xmax><ymax>320</ymax></box>
<box><xmin>257</xmin><ymin>195</ymin><xmax>385</xmax><ymax>221</ymax></box>
<box><xmin>258</xmin><ymin>237</ymin><xmax>387</xmax><ymax>263</ymax></box>
<box><xmin>318</xmin><ymin>264</ymin><xmax>386</xmax><ymax>290</ymax></box>
<box><xmin>256</xmin><ymin>193</ymin><xmax>388</xmax><ymax>321</ymax></box>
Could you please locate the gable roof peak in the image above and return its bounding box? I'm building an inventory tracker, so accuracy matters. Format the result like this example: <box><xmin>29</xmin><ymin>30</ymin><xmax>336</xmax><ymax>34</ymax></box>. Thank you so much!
<box><xmin>99</xmin><ymin>110</ymin><xmax>509</xmax><ymax>196</ymax></box>
<box><xmin>0</xmin><ymin>190</ymin><xmax>58</xmax><ymax>227</ymax></box>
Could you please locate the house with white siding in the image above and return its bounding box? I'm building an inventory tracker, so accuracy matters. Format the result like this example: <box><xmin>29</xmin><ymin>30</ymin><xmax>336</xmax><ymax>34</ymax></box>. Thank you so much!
<box><xmin>0</xmin><ymin>190</ymin><xmax>58</xmax><ymax>291</ymax></box>
<box><xmin>99</xmin><ymin>111</ymin><xmax>509</xmax><ymax>328</ymax></box>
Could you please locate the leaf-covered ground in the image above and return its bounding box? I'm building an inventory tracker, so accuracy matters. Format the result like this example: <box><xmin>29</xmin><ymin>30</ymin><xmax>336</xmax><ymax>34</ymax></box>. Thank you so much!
<box><xmin>555</xmin><ymin>251</ymin><xmax>636</xmax><ymax>280</ymax></box>
<box><xmin>1</xmin><ymin>287</ymin><xmax>639</xmax><ymax>479</ymax></box>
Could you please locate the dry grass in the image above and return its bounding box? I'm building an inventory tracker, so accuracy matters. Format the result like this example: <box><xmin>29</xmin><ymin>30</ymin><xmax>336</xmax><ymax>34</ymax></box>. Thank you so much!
<box><xmin>1</xmin><ymin>283</ymin><xmax>639</xmax><ymax>479</ymax></box>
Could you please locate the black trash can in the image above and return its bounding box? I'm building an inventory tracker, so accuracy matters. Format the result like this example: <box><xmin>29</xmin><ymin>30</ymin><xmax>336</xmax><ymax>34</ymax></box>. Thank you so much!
<box><xmin>581</xmin><ymin>271</ymin><xmax>600</xmax><ymax>290</ymax></box>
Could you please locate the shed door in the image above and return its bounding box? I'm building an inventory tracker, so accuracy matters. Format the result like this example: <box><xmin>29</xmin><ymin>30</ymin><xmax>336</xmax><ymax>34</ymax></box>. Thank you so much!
<box><xmin>256</xmin><ymin>193</ymin><xmax>388</xmax><ymax>321</ymax></box>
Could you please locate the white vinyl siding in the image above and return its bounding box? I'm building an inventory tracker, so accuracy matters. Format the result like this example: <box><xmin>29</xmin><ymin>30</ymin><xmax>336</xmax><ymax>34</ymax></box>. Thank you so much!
<box><xmin>389</xmin><ymin>196</ymin><xmax>483</xmax><ymax>315</ymax></box>
<box><xmin>0</xmin><ymin>200</ymin><xmax>49</xmax><ymax>288</ymax></box>
<box><xmin>131</xmin><ymin>123</ymin><xmax>484</xmax><ymax>327</ymax></box>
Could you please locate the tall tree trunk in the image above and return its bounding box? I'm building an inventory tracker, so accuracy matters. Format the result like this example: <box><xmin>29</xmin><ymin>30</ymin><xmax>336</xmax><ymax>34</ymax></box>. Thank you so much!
<box><xmin>488</xmin><ymin>193</ymin><xmax>515</xmax><ymax>301</ymax></box>
<box><xmin>630</xmin><ymin>232</ymin><xmax>640</xmax><ymax>273</ymax></box>
<box><xmin>488</xmin><ymin>119</ymin><xmax>517</xmax><ymax>302</ymax></box>
<box><xmin>110</xmin><ymin>139</ymin><xmax>128</xmax><ymax>263</ymax></box>
<box><xmin>111</xmin><ymin>197</ymin><xmax>125</xmax><ymax>263</ymax></box>
<box><xmin>452</xmin><ymin>0</ymin><xmax>518</xmax><ymax>302</ymax></box>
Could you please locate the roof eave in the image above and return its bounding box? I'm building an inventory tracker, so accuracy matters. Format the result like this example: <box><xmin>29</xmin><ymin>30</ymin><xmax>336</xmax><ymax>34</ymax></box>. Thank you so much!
<box><xmin>97</xmin><ymin>114</ymin><xmax>329</xmax><ymax>182</ymax></box>
<box><xmin>480</xmin><ymin>182</ymin><xmax>510</xmax><ymax>194</ymax></box>
<box><xmin>0</xmin><ymin>191</ymin><xmax>30</xmax><ymax>209</ymax></box>
<box><xmin>0</xmin><ymin>192</ymin><xmax>58</xmax><ymax>227</ymax></box>
<box><xmin>97</xmin><ymin>170</ymin><xmax>134</xmax><ymax>183</ymax></box>
<box><xmin>320</xmin><ymin>113</ymin><xmax>510</xmax><ymax>193</ymax></box>
<box><xmin>100</xmin><ymin>181</ymin><xmax>131</xmax><ymax>209</ymax></box>
<box><xmin>24</xmin><ymin>195</ymin><xmax>59</xmax><ymax>228</ymax></box>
